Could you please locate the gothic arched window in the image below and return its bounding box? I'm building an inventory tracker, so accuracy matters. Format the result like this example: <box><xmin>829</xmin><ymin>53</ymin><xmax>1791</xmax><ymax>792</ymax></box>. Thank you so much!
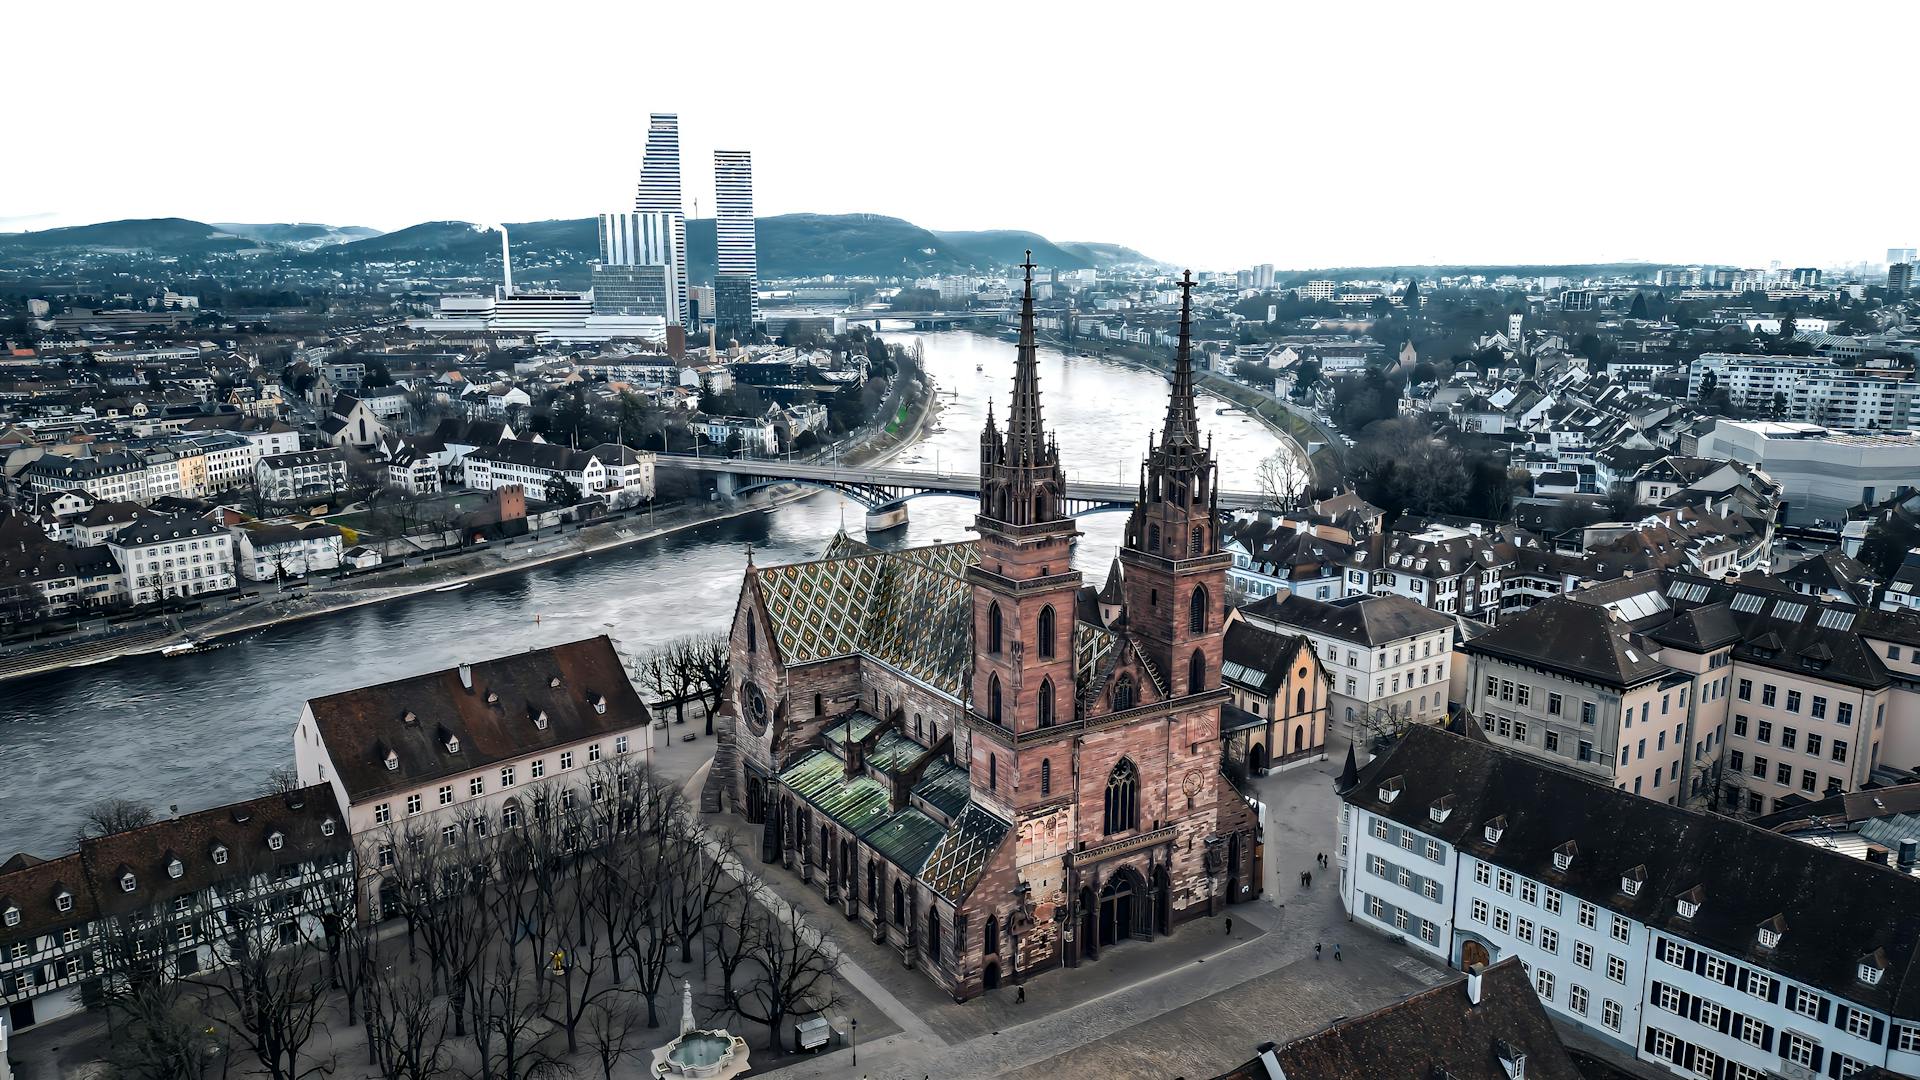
<box><xmin>987</xmin><ymin>602</ymin><xmax>1003</xmax><ymax>654</ymax></box>
<box><xmin>747</xmin><ymin>618</ymin><xmax>756</xmax><ymax>653</ymax></box>
<box><xmin>1111</xmin><ymin>674</ymin><xmax>1135</xmax><ymax>711</ymax></box>
<box><xmin>1190</xmin><ymin>585</ymin><xmax>1209</xmax><ymax>633</ymax></box>
<box><xmin>1038</xmin><ymin>678</ymin><xmax>1054</xmax><ymax>728</ymax></box>
<box><xmin>1103</xmin><ymin>758</ymin><xmax>1139</xmax><ymax>835</ymax></box>
<box><xmin>1037</xmin><ymin>605</ymin><xmax>1056</xmax><ymax>659</ymax></box>
<box><xmin>1033</xmin><ymin>492</ymin><xmax>1048</xmax><ymax>521</ymax></box>
<box><xmin>1149</xmin><ymin>523</ymin><xmax>1161</xmax><ymax>552</ymax></box>
<box><xmin>985</xmin><ymin>913</ymin><xmax>1000</xmax><ymax>954</ymax></box>
<box><xmin>927</xmin><ymin>907</ymin><xmax>941</xmax><ymax>963</ymax></box>
<box><xmin>915</xmin><ymin>713</ymin><xmax>924</xmax><ymax>739</ymax></box>
<box><xmin>1041</xmin><ymin>758</ymin><xmax>1052</xmax><ymax>795</ymax></box>
<box><xmin>1296</xmin><ymin>687</ymin><xmax>1307</xmax><ymax>714</ymax></box>
<box><xmin>1190</xmin><ymin>524</ymin><xmax>1204</xmax><ymax>555</ymax></box>
<box><xmin>988</xmin><ymin>675</ymin><xmax>1003</xmax><ymax>725</ymax></box>
<box><xmin>1188</xmin><ymin>649</ymin><xmax>1207</xmax><ymax>694</ymax></box>
<box><xmin>988</xmin><ymin>753</ymin><xmax>997</xmax><ymax>791</ymax></box>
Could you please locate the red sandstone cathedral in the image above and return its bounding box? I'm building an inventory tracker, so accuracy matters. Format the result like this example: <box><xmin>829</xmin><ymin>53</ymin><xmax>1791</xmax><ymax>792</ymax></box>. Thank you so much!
<box><xmin>710</xmin><ymin>260</ymin><xmax>1262</xmax><ymax>1000</ymax></box>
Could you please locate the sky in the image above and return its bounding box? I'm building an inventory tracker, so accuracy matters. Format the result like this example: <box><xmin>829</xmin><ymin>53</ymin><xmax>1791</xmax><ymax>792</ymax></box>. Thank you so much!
<box><xmin>9</xmin><ymin>0</ymin><xmax>1916</xmax><ymax>271</ymax></box>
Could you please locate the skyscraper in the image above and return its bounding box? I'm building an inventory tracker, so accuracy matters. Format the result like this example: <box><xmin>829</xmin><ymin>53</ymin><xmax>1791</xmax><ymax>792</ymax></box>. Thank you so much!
<box><xmin>713</xmin><ymin>149</ymin><xmax>759</xmax><ymax>341</ymax></box>
<box><xmin>635</xmin><ymin>113</ymin><xmax>688</xmax><ymax>326</ymax></box>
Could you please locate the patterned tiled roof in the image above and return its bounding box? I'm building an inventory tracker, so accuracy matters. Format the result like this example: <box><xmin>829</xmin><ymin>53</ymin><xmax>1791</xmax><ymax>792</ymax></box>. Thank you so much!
<box><xmin>920</xmin><ymin>804</ymin><xmax>1010</xmax><ymax>903</ymax></box>
<box><xmin>1074</xmin><ymin>622</ymin><xmax>1117</xmax><ymax>687</ymax></box>
<box><xmin>754</xmin><ymin>540</ymin><xmax>980</xmax><ymax>697</ymax></box>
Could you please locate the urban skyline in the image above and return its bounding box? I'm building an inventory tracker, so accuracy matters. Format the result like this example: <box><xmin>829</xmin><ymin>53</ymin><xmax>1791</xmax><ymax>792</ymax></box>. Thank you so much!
<box><xmin>8</xmin><ymin>2</ymin><xmax>1917</xmax><ymax>270</ymax></box>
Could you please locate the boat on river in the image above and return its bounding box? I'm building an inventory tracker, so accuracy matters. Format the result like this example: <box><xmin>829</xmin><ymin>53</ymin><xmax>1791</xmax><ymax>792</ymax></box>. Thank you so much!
<box><xmin>433</xmin><ymin>582</ymin><xmax>470</xmax><ymax>593</ymax></box>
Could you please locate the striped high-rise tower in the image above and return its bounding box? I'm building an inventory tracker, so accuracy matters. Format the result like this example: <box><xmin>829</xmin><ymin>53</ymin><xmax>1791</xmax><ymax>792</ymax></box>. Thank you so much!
<box><xmin>635</xmin><ymin>113</ymin><xmax>688</xmax><ymax>326</ymax></box>
<box><xmin>713</xmin><ymin>149</ymin><xmax>759</xmax><ymax>339</ymax></box>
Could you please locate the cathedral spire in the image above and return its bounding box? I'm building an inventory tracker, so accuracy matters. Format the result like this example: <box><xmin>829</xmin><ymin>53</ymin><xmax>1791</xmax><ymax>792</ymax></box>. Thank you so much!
<box><xmin>1007</xmin><ymin>252</ymin><xmax>1047</xmax><ymax>464</ymax></box>
<box><xmin>1160</xmin><ymin>269</ymin><xmax>1201</xmax><ymax>453</ymax></box>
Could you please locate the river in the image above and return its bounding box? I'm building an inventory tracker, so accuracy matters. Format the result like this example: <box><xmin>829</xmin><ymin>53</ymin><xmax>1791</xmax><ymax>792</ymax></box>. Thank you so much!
<box><xmin>0</xmin><ymin>330</ymin><xmax>1298</xmax><ymax>857</ymax></box>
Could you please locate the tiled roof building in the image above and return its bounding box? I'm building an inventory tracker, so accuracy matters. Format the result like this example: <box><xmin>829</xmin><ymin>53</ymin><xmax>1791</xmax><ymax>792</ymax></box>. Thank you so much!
<box><xmin>715</xmin><ymin>265</ymin><xmax>1262</xmax><ymax>1002</ymax></box>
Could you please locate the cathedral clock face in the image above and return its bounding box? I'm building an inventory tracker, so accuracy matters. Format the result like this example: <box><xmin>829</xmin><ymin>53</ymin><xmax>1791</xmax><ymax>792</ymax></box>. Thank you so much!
<box><xmin>743</xmin><ymin>682</ymin><xmax>769</xmax><ymax>735</ymax></box>
<box><xmin>1182</xmin><ymin>770</ymin><xmax>1204</xmax><ymax>798</ymax></box>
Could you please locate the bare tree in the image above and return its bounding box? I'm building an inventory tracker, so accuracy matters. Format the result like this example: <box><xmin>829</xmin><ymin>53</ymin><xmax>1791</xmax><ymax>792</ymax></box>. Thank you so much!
<box><xmin>582</xmin><ymin>995</ymin><xmax>647</xmax><ymax>1080</ymax></box>
<box><xmin>735</xmin><ymin>902</ymin><xmax>842</xmax><ymax>1051</ymax></box>
<box><xmin>702</xmin><ymin>877</ymin><xmax>765</xmax><ymax>1021</ymax></box>
<box><xmin>76</xmin><ymin>797</ymin><xmax>155</xmax><ymax>845</ymax></box>
<box><xmin>686</xmin><ymin>634</ymin><xmax>732</xmax><ymax>735</ymax></box>
<box><xmin>260</xmin><ymin>765</ymin><xmax>305</xmax><ymax>796</ymax></box>
<box><xmin>364</xmin><ymin>946</ymin><xmax>456</xmax><ymax>1080</ymax></box>
<box><xmin>189</xmin><ymin>865</ymin><xmax>337</xmax><ymax>1080</ymax></box>
<box><xmin>1255</xmin><ymin>448</ymin><xmax>1307</xmax><ymax>509</ymax></box>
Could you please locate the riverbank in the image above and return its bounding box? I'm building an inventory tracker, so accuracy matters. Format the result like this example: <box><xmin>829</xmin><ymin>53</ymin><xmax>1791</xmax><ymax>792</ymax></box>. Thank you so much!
<box><xmin>0</xmin><ymin>371</ymin><xmax>941</xmax><ymax>687</ymax></box>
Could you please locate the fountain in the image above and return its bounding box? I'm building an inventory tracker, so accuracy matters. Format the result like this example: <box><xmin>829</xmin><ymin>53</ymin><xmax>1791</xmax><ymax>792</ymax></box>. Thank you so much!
<box><xmin>650</xmin><ymin>981</ymin><xmax>751</xmax><ymax>1079</ymax></box>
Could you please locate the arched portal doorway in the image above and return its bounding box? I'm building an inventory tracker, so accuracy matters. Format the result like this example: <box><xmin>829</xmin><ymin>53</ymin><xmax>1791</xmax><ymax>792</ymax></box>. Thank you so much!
<box><xmin>1099</xmin><ymin>872</ymin><xmax>1139</xmax><ymax>947</ymax></box>
<box><xmin>1248</xmin><ymin>742</ymin><xmax>1269</xmax><ymax>775</ymax></box>
<box><xmin>1461</xmin><ymin>939</ymin><xmax>1491</xmax><ymax>972</ymax></box>
<box><xmin>1153</xmin><ymin>865</ymin><xmax>1173</xmax><ymax>935</ymax></box>
<box><xmin>982</xmin><ymin>962</ymin><xmax>1001</xmax><ymax>989</ymax></box>
<box><xmin>1078</xmin><ymin>885</ymin><xmax>1097</xmax><ymax>958</ymax></box>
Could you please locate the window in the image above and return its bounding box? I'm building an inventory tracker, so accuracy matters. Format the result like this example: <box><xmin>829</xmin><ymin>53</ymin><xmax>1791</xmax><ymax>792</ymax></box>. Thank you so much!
<box><xmin>1833</xmin><ymin>739</ymin><xmax>1849</xmax><ymax>763</ymax></box>
<box><xmin>1762</xmin><ymin>684</ymin><xmax>1777</xmax><ymax>707</ymax></box>
<box><xmin>500</xmin><ymin>766</ymin><xmax>515</xmax><ymax>787</ymax></box>
<box><xmin>1733</xmin><ymin>714</ymin><xmax>1748</xmax><ymax>737</ymax></box>
<box><xmin>1786</xmin><ymin>690</ymin><xmax>1802</xmax><ymax>713</ymax></box>
<box><xmin>1782</xmin><ymin>727</ymin><xmax>1798</xmax><ymax>750</ymax></box>
<box><xmin>1602</xmin><ymin>999</ymin><xmax>1622</xmax><ymax>1032</ymax></box>
<box><xmin>1758</xmin><ymin>720</ymin><xmax>1773</xmax><ymax>743</ymax></box>
<box><xmin>1806</xmin><ymin>732</ymin><xmax>1822</xmax><ymax>756</ymax></box>
<box><xmin>587</xmin><ymin>742</ymin><xmax>601</xmax><ymax>763</ymax></box>
<box><xmin>1516</xmin><ymin>918</ymin><xmax>1534</xmax><ymax>944</ymax></box>
<box><xmin>1470</xmin><ymin>898</ymin><xmax>1489</xmax><ymax>924</ymax></box>
<box><xmin>1656</xmin><ymin>983</ymin><xmax>1683</xmax><ymax>1012</ymax></box>
<box><xmin>1548</xmin><ymin>692</ymin><xmax>1562</xmax><ymax>715</ymax></box>
<box><xmin>1425</xmin><ymin>839</ymin><xmax>1443</xmax><ymax>862</ymax></box>
<box><xmin>374</xmin><ymin>802</ymin><xmax>391</xmax><ymax>825</ymax></box>
<box><xmin>1792</xmin><ymin>987</ymin><xmax>1823</xmax><ymax>1019</ymax></box>
<box><xmin>988</xmin><ymin>754</ymin><xmax>997</xmax><ymax>792</ymax></box>
<box><xmin>1494</xmin><ymin>908</ymin><xmax>1512</xmax><ymax>934</ymax></box>
<box><xmin>987</xmin><ymin>602</ymin><xmax>1002</xmax><ymax>653</ymax></box>
<box><xmin>1781</xmin><ymin>1032</ymin><xmax>1817</xmax><ymax>1069</ymax></box>
<box><xmin>1190</xmin><ymin>586</ymin><xmax>1208</xmax><ymax>633</ymax></box>
<box><xmin>1745</xmin><ymin>972</ymin><xmax>1773</xmax><ymax>1001</ymax></box>
<box><xmin>1367</xmin><ymin>894</ymin><xmax>1385</xmax><ymax>919</ymax></box>
<box><xmin>1541</xmin><ymin>927</ymin><xmax>1559</xmax><ymax>954</ymax></box>
<box><xmin>1606</xmin><ymin>954</ymin><xmax>1626</xmax><ymax>983</ymax></box>
<box><xmin>1543</xmin><ymin>889</ymin><xmax>1562</xmax><ymax>915</ymax></box>
<box><xmin>1739</xmin><ymin>1015</ymin><xmax>1767</xmax><ymax>1046</ymax></box>
<box><xmin>1581</xmin><ymin>701</ymin><xmax>1595</xmax><ymax>725</ymax></box>
<box><xmin>1475</xmin><ymin>862</ymin><xmax>1492</xmax><ymax>886</ymax></box>
<box><xmin>1535</xmin><ymin>969</ymin><xmax>1554</xmax><ymax>1001</ymax></box>
<box><xmin>1545</xmin><ymin>731</ymin><xmax>1560</xmax><ymax>753</ymax></box>
<box><xmin>1701</xmin><ymin>955</ymin><xmax>1727</xmax><ymax>983</ymax></box>
<box><xmin>377</xmin><ymin>844</ymin><xmax>394</xmax><ymax>868</ymax></box>
<box><xmin>1811</xmin><ymin>696</ymin><xmax>1828</xmax><ymax>719</ymax></box>
<box><xmin>1103</xmin><ymin>759</ymin><xmax>1139</xmax><ymax>835</ymax></box>
<box><xmin>1610</xmin><ymin>914</ymin><xmax>1630</xmax><ymax>943</ymax></box>
<box><xmin>1520</xmin><ymin>880</ymin><xmax>1537</xmax><ymax>905</ymax></box>
<box><xmin>469</xmin><ymin>776</ymin><xmax>485</xmax><ymax>798</ymax></box>
<box><xmin>1837</xmin><ymin>701</ymin><xmax>1853</xmax><ymax>726</ymax></box>
<box><xmin>1496</xmin><ymin>869</ymin><xmax>1514</xmax><ymax>894</ymax></box>
<box><xmin>559</xmin><ymin>751</ymin><xmax>574</xmax><ymax>770</ymax></box>
<box><xmin>438</xmin><ymin>784</ymin><xmax>454</xmax><ymax>805</ymax></box>
<box><xmin>530</xmin><ymin>759</ymin><xmax>545</xmax><ymax>779</ymax></box>
<box><xmin>1569</xmin><ymin>984</ymin><xmax>1589</xmax><ymax>1015</ymax></box>
<box><xmin>1375</xmin><ymin>819</ymin><xmax>1390</xmax><ymax>840</ymax></box>
<box><xmin>1038</xmin><ymin>678</ymin><xmax>1054</xmax><ymax>728</ymax></box>
<box><xmin>1844</xmin><ymin>1007</ymin><xmax>1874</xmax><ymax>1039</ymax></box>
<box><xmin>1578</xmin><ymin>901</ymin><xmax>1597</xmax><ymax>930</ymax></box>
<box><xmin>1899</xmin><ymin>1026</ymin><xmax>1920</xmax><ymax>1054</ymax></box>
<box><xmin>1037</xmin><ymin>605</ymin><xmax>1056</xmax><ymax>658</ymax></box>
<box><xmin>1188</xmin><ymin>649</ymin><xmax>1206</xmax><ymax>695</ymax></box>
<box><xmin>1040</xmin><ymin>759</ymin><xmax>1051</xmax><ymax>795</ymax></box>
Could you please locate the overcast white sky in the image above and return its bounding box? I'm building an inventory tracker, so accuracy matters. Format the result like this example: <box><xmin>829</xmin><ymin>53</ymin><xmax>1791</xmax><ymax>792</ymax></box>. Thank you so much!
<box><xmin>9</xmin><ymin>0</ymin><xmax>1915</xmax><ymax>270</ymax></box>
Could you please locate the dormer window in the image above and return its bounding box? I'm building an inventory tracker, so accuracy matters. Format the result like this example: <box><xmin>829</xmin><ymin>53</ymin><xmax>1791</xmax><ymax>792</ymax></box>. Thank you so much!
<box><xmin>2</xmin><ymin>905</ymin><xmax>17</xmax><ymax>928</ymax></box>
<box><xmin>1858</xmin><ymin>949</ymin><xmax>1886</xmax><ymax>986</ymax></box>
<box><xmin>549</xmin><ymin>676</ymin><xmax>562</xmax><ymax>688</ymax></box>
<box><xmin>1429</xmin><ymin>795</ymin><xmax>1455</xmax><ymax>824</ymax></box>
<box><xmin>533</xmin><ymin>710</ymin><xmax>549</xmax><ymax>731</ymax></box>
<box><xmin>267</xmin><ymin>831</ymin><xmax>284</xmax><ymax>851</ymax></box>
<box><xmin>1484</xmin><ymin>816</ymin><xmax>1506</xmax><ymax>844</ymax></box>
<box><xmin>1553</xmin><ymin>841</ymin><xmax>1577</xmax><ymax>872</ymax></box>
<box><xmin>592</xmin><ymin>694</ymin><xmax>607</xmax><ymax>715</ymax></box>
<box><xmin>54</xmin><ymin>891</ymin><xmax>72</xmax><ymax>913</ymax></box>
<box><xmin>1757</xmin><ymin>915</ymin><xmax>1786</xmax><ymax>950</ymax></box>
<box><xmin>120</xmin><ymin>873</ymin><xmax>137</xmax><ymax>893</ymax></box>
<box><xmin>444</xmin><ymin>734</ymin><xmax>460</xmax><ymax>753</ymax></box>
<box><xmin>384</xmin><ymin>749</ymin><xmax>399</xmax><ymax>771</ymax></box>
<box><xmin>486</xmin><ymin>691</ymin><xmax>499</xmax><ymax>704</ymax></box>
<box><xmin>320</xmin><ymin>818</ymin><xmax>336</xmax><ymax>837</ymax></box>
<box><xmin>1378</xmin><ymin>776</ymin><xmax>1404</xmax><ymax>804</ymax></box>
<box><xmin>402</xmin><ymin>710</ymin><xmax>417</xmax><ymax>724</ymax></box>
<box><xmin>211</xmin><ymin>845</ymin><xmax>228</xmax><ymax>865</ymax></box>
<box><xmin>167</xmin><ymin>858</ymin><xmax>184</xmax><ymax>880</ymax></box>
<box><xmin>1621</xmin><ymin>865</ymin><xmax>1646</xmax><ymax>897</ymax></box>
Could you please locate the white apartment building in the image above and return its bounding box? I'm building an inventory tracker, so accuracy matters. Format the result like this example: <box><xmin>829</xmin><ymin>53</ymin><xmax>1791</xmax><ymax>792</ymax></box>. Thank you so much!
<box><xmin>1695</xmin><ymin>421</ymin><xmax>1920</xmax><ymax>524</ymax></box>
<box><xmin>21</xmin><ymin>452</ymin><xmax>149</xmax><ymax>505</ymax></box>
<box><xmin>461</xmin><ymin>441</ymin><xmax>654</xmax><ymax>504</ymax></box>
<box><xmin>1339</xmin><ymin>725</ymin><xmax>1920</xmax><ymax>1080</ymax></box>
<box><xmin>255</xmin><ymin>447</ymin><xmax>349</xmax><ymax>501</ymax></box>
<box><xmin>107</xmin><ymin>515</ymin><xmax>237</xmax><ymax>605</ymax></box>
<box><xmin>1688</xmin><ymin>354</ymin><xmax>1835</xmax><ymax>411</ymax></box>
<box><xmin>184</xmin><ymin>432</ymin><xmax>258</xmax><ymax>492</ymax></box>
<box><xmin>293</xmin><ymin>637</ymin><xmax>656</xmax><ymax>919</ymax></box>
<box><xmin>1240</xmin><ymin>591</ymin><xmax>1456</xmax><ymax>731</ymax></box>
<box><xmin>231</xmin><ymin>521</ymin><xmax>345</xmax><ymax>582</ymax></box>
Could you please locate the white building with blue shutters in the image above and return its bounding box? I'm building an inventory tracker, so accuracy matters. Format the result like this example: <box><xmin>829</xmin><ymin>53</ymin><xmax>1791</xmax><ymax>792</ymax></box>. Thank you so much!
<box><xmin>1337</xmin><ymin>725</ymin><xmax>1920</xmax><ymax>1079</ymax></box>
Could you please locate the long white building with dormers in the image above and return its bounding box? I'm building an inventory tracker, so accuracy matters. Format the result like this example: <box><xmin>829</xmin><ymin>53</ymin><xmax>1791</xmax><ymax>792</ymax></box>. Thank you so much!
<box><xmin>293</xmin><ymin>636</ymin><xmax>655</xmax><ymax>920</ymax></box>
<box><xmin>1338</xmin><ymin>724</ymin><xmax>1920</xmax><ymax>1080</ymax></box>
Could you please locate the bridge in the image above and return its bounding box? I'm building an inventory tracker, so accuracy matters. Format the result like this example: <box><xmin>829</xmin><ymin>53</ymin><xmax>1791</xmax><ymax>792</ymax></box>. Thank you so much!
<box><xmin>657</xmin><ymin>453</ymin><xmax>1271</xmax><ymax>529</ymax></box>
<box><xmin>835</xmin><ymin>309</ymin><xmax>1010</xmax><ymax>331</ymax></box>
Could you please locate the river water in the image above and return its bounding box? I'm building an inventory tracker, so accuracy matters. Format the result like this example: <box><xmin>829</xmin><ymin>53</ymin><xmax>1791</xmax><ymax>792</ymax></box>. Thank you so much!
<box><xmin>0</xmin><ymin>330</ymin><xmax>1295</xmax><ymax>857</ymax></box>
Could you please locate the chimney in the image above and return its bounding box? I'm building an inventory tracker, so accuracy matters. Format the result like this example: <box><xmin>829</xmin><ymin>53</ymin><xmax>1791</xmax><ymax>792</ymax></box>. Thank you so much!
<box><xmin>1466</xmin><ymin>962</ymin><xmax>1485</xmax><ymax>1005</ymax></box>
<box><xmin>458</xmin><ymin>663</ymin><xmax>473</xmax><ymax>690</ymax></box>
<box><xmin>1900</xmin><ymin>838</ymin><xmax>1918</xmax><ymax>868</ymax></box>
<box><xmin>1866</xmin><ymin>845</ymin><xmax>1890</xmax><ymax>866</ymax></box>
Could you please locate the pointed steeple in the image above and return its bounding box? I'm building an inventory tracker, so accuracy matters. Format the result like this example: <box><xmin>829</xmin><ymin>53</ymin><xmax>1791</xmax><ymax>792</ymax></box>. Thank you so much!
<box><xmin>1160</xmin><ymin>270</ymin><xmax>1202</xmax><ymax>453</ymax></box>
<box><xmin>1006</xmin><ymin>252</ymin><xmax>1048</xmax><ymax>464</ymax></box>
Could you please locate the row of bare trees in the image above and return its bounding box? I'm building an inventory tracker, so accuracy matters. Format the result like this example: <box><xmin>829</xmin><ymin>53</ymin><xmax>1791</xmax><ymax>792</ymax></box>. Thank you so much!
<box><xmin>87</xmin><ymin>759</ymin><xmax>839</xmax><ymax>1080</ymax></box>
<box><xmin>630</xmin><ymin>635</ymin><xmax>730</xmax><ymax>734</ymax></box>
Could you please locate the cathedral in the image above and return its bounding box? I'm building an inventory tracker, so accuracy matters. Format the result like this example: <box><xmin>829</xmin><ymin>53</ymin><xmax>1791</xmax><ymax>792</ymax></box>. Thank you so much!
<box><xmin>709</xmin><ymin>260</ymin><xmax>1262</xmax><ymax>1001</ymax></box>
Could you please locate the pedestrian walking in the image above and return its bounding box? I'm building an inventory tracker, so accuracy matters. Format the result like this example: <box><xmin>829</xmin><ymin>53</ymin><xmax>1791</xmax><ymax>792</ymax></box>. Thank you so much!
<box><xmin>1225</xmin><ymin>916</ymin><xmax>1233</xmax><ymax>936</ymax></box>
<box><xmin>1016</xmin><ymin>986</ymin><xmax>1026</xmax><ymax>1003</ymax></box>
<box><xmin>1334</xmin><ymin>942</ymin><xmax>1342</xmax><ymax>961</ymax></box>
<box><xmin>1306</xmin><ymin>871</ymin><xmax>1313</xmax><ymax>887</ymax></box>
<box><xmin>1315</xmin><ymin>942</ymin><xmax>1322</xmax><ymax>960</ymax></box>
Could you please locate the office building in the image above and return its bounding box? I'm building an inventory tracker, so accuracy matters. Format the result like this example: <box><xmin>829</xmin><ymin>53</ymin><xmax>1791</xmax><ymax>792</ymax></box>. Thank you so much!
<box><xmin>713</xmin><ymin>149</ymin><xmax>759</xmax><ymax>340</ymax></box>
<box><xmin>1695</xmin><ymin>420</ymin><xmax>1920</xmax><ymax>523</ymax></box>
<box><xmin>1892</xmin><ymin>263</ymin><xmax>1914</xmax><ymax>296</ymax></box>
<box><xmin>597</xmin><ymin>210</ymin><xmax>675</xmax><ymax>268</ymax></box>
<box><xmin>1338</xmin><ymin>724</ymin><xmax>1920</xmax><ymax>1080</ymax></box>
<box><xmin>635</xmin><ymin>113</ymin><xmax>688</xmax><ymax>325</ymax></box>
<box><xmin>591</xmin><ymin>264</ymin><xmax>673</xmax><ymax>319</ymax></box>
<box><xmin>1890</xmin><ymin>248</ymin><xmax>1917</xmax><ymax>268</ymax></box>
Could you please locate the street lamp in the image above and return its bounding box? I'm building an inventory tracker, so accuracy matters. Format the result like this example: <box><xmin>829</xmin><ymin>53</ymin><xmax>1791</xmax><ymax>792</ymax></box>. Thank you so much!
<box><xmin>850</xmin><ymin>1017</ymin><xmax>857</xmax><ymax>1065</ymax></box>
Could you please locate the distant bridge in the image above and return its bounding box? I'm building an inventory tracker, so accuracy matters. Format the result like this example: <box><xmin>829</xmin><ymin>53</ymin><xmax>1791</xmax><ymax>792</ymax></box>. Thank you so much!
<box><xmin>834</xmin><ymin>309</ymin><xmax>1010</xmax><ymax>330</ymax></box>
<box><xmin>656</xmin><ymin>453</ymin><xmax>1270</xmax><ymax>528</ymax></box>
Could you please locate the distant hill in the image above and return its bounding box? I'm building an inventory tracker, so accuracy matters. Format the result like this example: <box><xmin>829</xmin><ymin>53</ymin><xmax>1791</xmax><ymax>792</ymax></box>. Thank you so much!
<box><xmin>0</xmin><ymin>218</ymin><xmax>257</xmax><ymax>256</ymax></box>
<box><xmin>1274</xmin><ymin>262</ymin><xmax>1670</xmax><ymax>284</ymax></box>
<box><xmin>212</xmin><ymin>222</ymin><xmax>381</xmax><ymax>248</ymax></box>
<box><xmin>0</xmin><ymin>212</ymin><xmax>1158</xmax><ymax>280</ymax></box>
<box><xmin>1058</xmin><ymin>241</ymin><xmax>1166</xmax><ymax>270</ymax></box>
<box><xmin>932</xmin><ymin>230</ymin><xmax>1090</xmax><ymax>271</ymax></box>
